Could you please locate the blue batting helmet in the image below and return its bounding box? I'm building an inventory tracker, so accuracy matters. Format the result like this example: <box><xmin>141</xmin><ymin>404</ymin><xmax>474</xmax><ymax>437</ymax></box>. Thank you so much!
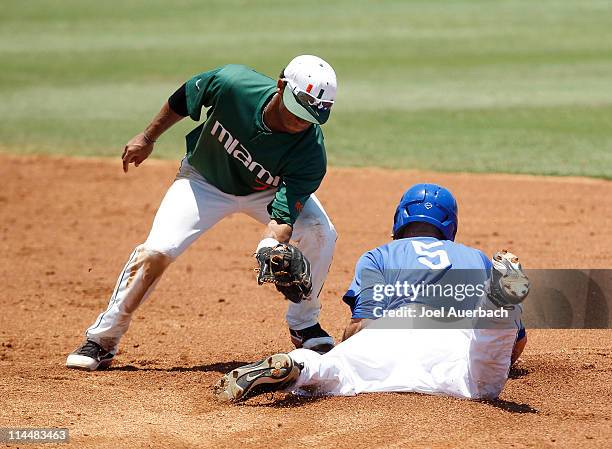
<box><xmin>392</xmin><ymin>183</ymin><xmax>458</xmax><ymax>241</ymax></box>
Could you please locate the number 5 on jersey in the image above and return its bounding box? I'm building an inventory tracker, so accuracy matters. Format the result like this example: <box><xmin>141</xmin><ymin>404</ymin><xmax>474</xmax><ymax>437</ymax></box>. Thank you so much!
<box><xmin>412</xmin><ymin>240</ymin><xmax>451</xmax><ymax>269</ymax></box>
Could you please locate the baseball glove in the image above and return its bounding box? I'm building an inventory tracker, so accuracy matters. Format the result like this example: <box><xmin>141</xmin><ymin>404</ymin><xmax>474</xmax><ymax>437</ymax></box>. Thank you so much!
<box><xmin>488</xmin><ymin>249</ymin><xmax>530</xmax><ymax>307</ymax></box>
<box><xmin>255</xmin><ymin>243</ymin><xmax>312</xmax><ymax>303</ymax></box>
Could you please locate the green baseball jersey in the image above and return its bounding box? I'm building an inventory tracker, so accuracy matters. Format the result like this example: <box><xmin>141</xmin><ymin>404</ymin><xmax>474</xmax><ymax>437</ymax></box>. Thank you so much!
<box><xmin>183</xmin><ymin>64</ymin><xmax>327</xmax><ymax>225</ymax></box>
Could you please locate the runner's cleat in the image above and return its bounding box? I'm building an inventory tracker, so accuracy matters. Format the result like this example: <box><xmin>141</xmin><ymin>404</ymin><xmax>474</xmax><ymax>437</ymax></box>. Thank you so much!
<box><xmin>214</xmin><ymin>353</ymin><xmax>302</xmax><ymax>402</ymax></box>
<box><xmin>489</xmin><ymin>250</ymin><xmax>530</xmax><ymax>307</ymax></box>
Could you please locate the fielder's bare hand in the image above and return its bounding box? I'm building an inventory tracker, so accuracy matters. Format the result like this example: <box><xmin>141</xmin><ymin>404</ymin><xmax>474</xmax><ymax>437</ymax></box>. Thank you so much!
<box><xmin>122</xmin><ymin>132</ymin><xmax>155</xmax><ymax>173</ymax></box>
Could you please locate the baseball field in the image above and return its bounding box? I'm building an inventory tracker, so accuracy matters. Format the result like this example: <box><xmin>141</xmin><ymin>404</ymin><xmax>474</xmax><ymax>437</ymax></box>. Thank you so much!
<box><xmin>1</xmin><ymin>1</ymin><xmax>611</xmax><ymax>448</ymax></box>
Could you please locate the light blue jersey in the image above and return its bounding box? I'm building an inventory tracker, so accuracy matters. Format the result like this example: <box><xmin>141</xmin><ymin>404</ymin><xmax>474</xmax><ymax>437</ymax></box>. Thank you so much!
<box><xmin>343</xmin><ymin>237</ymin><xmax>492</xmax><ymax>319</ymax></box>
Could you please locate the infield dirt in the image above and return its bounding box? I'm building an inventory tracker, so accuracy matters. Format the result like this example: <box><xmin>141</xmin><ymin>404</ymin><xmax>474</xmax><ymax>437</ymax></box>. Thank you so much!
<box><xmin>0</xmin><ymin>154</ymin><xmax>610</xmax><ymax>448</ymax></box>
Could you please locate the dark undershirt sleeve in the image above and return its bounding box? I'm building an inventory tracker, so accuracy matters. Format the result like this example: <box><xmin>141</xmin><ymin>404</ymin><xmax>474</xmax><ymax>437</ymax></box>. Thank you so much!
<box><xmin>168</xmin><ymin>83</ymin><xmax>188</xmax><ymax>117</ymax></box>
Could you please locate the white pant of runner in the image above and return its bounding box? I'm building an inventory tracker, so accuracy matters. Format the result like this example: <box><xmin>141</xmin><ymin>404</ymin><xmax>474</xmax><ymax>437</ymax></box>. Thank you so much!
<box><xmin>288</xmin><ymin>309</ymin><xmax>522</xmax><ymax>400</ymax></box>
<box><xmin>85</xmin><ymin>159</ymin><xmax>337</xmax><ymax>352</ymax></box>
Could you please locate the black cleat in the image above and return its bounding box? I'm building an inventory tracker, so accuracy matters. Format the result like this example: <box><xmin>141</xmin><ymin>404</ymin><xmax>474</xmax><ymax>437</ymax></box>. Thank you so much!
<box><xmin>66</xmin><ymin>340</ymin><xmax>114</xmax><ymax>371</ymax></box>
<box><xmin>290</xmin><ymin>323</ymin><xmax>335</xmax><ymax>354</ymax></box>
<box><xmin>214</xmin><ymin>353</ymin><xmax>302</xmax><ymax>402</ymax></box>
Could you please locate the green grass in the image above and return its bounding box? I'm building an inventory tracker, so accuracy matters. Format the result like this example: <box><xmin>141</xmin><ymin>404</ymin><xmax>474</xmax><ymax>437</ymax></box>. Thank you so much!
<box><xmin>1</xmin><ymin>0</ymin><xmax>612</xmax><ymax>178</ymax></box>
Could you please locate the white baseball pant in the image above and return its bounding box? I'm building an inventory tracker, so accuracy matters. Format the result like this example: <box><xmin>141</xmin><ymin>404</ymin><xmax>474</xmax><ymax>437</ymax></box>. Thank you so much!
<box><xmin>85</xmin><ymin>159</ymin><xmax>337</xmax><ymax>352</ymax></box>
<box><xmin>288</xmin><ymin>304</ymin><xmax>522</xmax><ymax>400</ymax></box>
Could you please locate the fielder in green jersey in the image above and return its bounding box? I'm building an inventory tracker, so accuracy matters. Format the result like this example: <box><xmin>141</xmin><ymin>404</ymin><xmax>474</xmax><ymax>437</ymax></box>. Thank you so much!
<box><xmin>66</xmin><ymin>55</ymin><xmax>340</xmax><ymax>371</ymax></box>
<box><xmin>184</xmin><ymin>64</ymin><xmax>327</xmax><ymax>225</ymax></box>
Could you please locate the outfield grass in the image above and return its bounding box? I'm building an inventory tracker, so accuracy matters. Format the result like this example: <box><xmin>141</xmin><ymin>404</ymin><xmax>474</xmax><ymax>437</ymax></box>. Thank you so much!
<box><xmin>1</xmin><ymin>0</ymin><xmax>611</xmax><ymax>178</ymax></box>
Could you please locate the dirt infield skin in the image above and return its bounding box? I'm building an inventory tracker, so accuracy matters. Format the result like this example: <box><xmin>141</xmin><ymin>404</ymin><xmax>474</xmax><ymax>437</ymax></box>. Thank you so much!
<box><xmin>0</xmin><ymin>154</ymin><xmax>610</xmax><ymax>449</ymax></box>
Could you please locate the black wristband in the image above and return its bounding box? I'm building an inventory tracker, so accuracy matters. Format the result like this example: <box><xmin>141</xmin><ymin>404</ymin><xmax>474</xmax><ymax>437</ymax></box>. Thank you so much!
<box><xmin>168</xmin><ymin>83</ymin><xmax>188</xmax><ymax>117</ymax></box>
